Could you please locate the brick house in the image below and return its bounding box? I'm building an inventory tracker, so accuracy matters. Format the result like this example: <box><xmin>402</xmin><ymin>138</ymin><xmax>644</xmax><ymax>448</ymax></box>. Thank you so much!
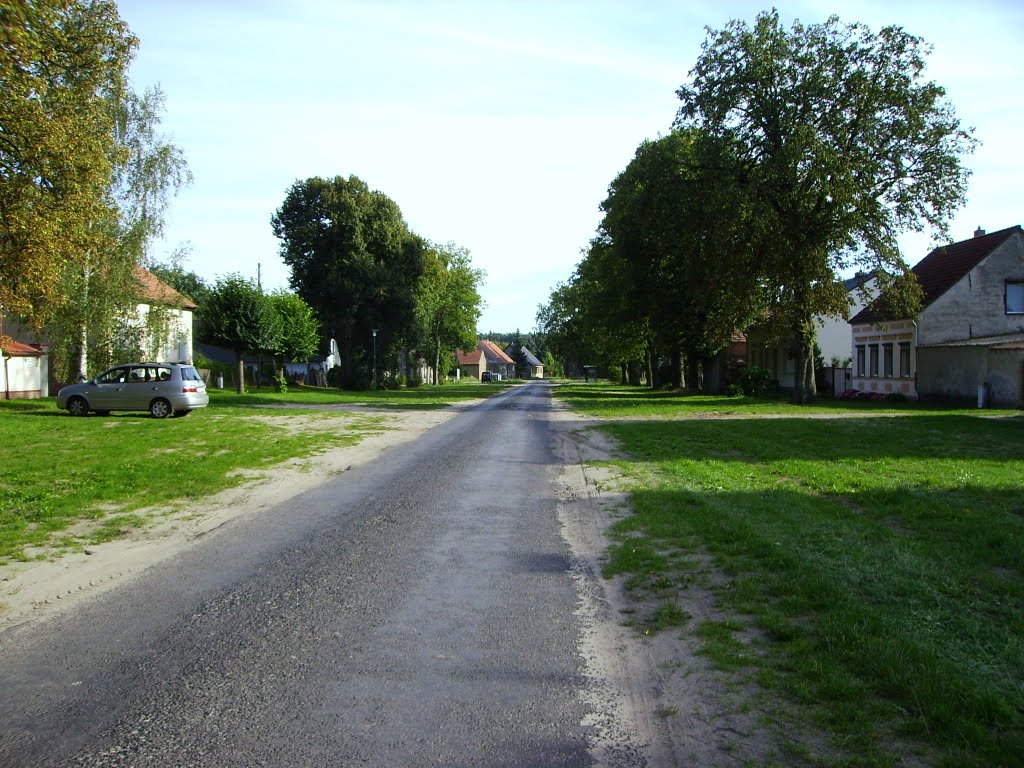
<box><xmin>850</xmin><ymin>226</ymin><xmax>1024</xmax><ymax>407</ymax></box>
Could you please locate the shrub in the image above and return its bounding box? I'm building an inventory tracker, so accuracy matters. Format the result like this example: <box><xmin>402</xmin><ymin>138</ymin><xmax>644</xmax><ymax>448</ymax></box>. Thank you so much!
<box><xmin>737</xmin><ymin>365</ymin><xmax>771</xmax><ymax>396</ymax></box>
<box><xmin>724</xmin><ymin>383</ymin><xmax>743</xmax><ymax>397</ymax></box>
<box><xmin>272</xmin><ymin>372</ymin><xmax>288</xmax><ymax>393</ymax></box>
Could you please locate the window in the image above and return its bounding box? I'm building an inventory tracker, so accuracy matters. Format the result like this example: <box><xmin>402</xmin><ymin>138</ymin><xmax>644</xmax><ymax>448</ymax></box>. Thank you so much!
<box><xmin>856</xmin><ymin>345</ymin><xmax>866</xmax><ymax>377</ymax></box>
<box><xmin>1008</xmin><ymin>281</ymin><xmax>1024</xmax><ymax>314</ymax></box>
<box><xmin>883</xmin><ymin>343</ymin><xmax>894</xmax><ymax>378</ymax></box>
<box><xmin>97</xmin><ymin>367</ymin><xmax>127</xmax><ymax>384</ymax></box>
<box><xmin>899</xmin><ymin>343</ymin><xmax>911</xmax><ymax>378</ymax></box>
<box><xmin>869</xmin><ymin>345</ymin><xmax>879</xmax><ymax>377</ymax></box>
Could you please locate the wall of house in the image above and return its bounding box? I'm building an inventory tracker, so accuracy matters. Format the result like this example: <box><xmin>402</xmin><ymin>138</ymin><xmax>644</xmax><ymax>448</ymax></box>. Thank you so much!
<box><xmin>916</xmin><ymin>346</ymin><xmax>1023</xmax><ymax>408</ymax></box>
<box><xmin>850</xmin><ymin>319</ymin><xmax>917</xmax><ymax>397</ymax></box>
<box><xmin>135</xmin><ymin>303</ymin><xmax>194</xmax><ymax>362</ymax></box>
<box><xmin>919</xmin><ymin>235</ymin><xmax>1024</xmax><ymax>345</ymax></box>
<box><xmin>818</xmin><ymin>278</ymin><xmax>876</xmax><ymax>363</ymax></box>
<box><xmin>1</xmin><ymin>354</ymin><xmax>43</xmax><ymax>399</ymax></box>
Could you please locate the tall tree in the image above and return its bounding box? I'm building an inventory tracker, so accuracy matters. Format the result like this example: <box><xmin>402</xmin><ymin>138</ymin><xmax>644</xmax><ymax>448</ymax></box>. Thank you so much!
<box><xmin>0</xmin><ymin>0</ymin><xmax>134</xmax><ymax>332</ymax></box>
<box><xmin>58</xmin><ymin>84</ymin><xmax>191</xmax><ymax>381</ymax></box>
<box><xmin>599</xmin><ymin>130</ymin><xmax>762</xmax><ymax>390</ymax></box>
<box><xmin>676</xmin><ymin>11</ymin><xmax>975</xmax><ymax>402</ymax></box>
<box><xmin>414</xmin><ymin>241</ymin><xmax>483</xmax><ymax>384</ymax></box>
<box><xmin>200</xmin><ymin>274</ymin><xmax>279</xmax><ymax>394</ymax></box>
<box><xmin>271</xmin><ymin>175</ymin><xmax>425</xmax><ymax>386</ymax></box>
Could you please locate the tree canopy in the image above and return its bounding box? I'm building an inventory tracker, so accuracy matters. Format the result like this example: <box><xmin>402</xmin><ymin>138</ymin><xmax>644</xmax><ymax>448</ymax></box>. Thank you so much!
<box><xmin>200</xmin><ymin>274</ymin><xmax>279</xmax><ymax>393</ymax></box>
<box><xmin>414</xmin><ymin>241</ymin><xmax>484</xmax><ymax>384</ymax></box>
<box><xmin>271</xmin><ymin>175</ymin><xmax>425</xmax><ymax>384</ymax></box>
<box><xmin>675</xmin><ymin>10</ymin><xmax>975</xmax><ymax>400</ymax></box>
<box><xmin>0</xmin><ymin>0</ymin><xmax>135</xmax><ymax>328</ymax></box>
<box><xmin>541</xmin><ymin>11</ymin><xmax>976</xmax><ymax>399</ymax></box>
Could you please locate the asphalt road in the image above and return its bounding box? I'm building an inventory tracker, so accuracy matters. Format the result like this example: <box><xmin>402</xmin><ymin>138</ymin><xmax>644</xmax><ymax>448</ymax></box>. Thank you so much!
<box><xmin>0</xmin><ymin>382</ymin><xmax>603</xmax><ymax>767</ymax></box>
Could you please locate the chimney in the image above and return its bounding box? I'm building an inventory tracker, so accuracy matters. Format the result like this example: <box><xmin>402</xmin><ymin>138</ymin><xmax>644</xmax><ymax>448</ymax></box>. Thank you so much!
<box><xmin>974</xmin><ymin>226</ymin><xmax>986</xmax><ymax>238</ymax></box>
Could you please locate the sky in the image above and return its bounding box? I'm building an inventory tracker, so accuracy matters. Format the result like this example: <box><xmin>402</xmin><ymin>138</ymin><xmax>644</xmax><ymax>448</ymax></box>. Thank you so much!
<box><xmin>115</xmin><ymin>0</ymin><xmax>1024</xmax><ymax>334</ymax></box>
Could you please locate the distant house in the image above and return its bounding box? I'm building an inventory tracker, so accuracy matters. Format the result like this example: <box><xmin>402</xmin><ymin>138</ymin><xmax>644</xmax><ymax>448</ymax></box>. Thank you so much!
<box><xmin>479</xmin><ymin>340</ymin><xmax>516</xmax><ymax>379</ymax></box>
<box><xmin>0</xmin><ymin>339</ymin><xmax>46</xmax><ymax>399</ymax></box>
<box><xmin>456</xmin><ymin>348</ymin><xmax>486</xmax><ymax>380</ymax></box>
<box><xmin>504</xmin><ymin>344</ymin><xmax>544</xmax><ymax>379</ymax></box>
<box><xmin>746</xmin><ymin>272</ymin><xmax>878</xmax><ymax>391</ymax></box>
<box><xmin>850</xmin><ymin>226</ymin><xmax>1024</xmax><ymax>407</ymax></box>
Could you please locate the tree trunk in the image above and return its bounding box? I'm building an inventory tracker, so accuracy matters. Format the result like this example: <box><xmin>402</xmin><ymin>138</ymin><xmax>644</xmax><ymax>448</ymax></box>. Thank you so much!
<box><xmin>671</xmin><ymin>346</ymin><xmax>683</xmax><ymax>390</ymax></box>
<box><xmin>626</xmin><ymin>360</ymin><xmax>641</xmax><ymax>386</ymax></box>
<box><xmin>686</xmin><ymin>356</ymin><xmax>701</xmax><ymax>394</ymax></box>
<box><xmin>792</xmin><ymin>320</ymin><xmax>817</xmax><ymax>404</ymax></box>
<box><xmin>620</xmin><ymin>363</ymin><xmax>627</xmax><ymax>385</ymax></box>
<box><xmin>236</xmin><ymin>350</ymin><xmax>245</xmax><ymax>394</ymax></box>
<box><xmin>646</xmin><ymin>346</ymin><xmax>656</xmax><ymax>389</ymax></box>
<box><xmin>433</xmin><ymin>336</ymin><xmax>442</xmax><ymax>386</ymax></box>
<box><xmin>703</xmin><ymin>355</ymin><xmax>722</xmax><ymax>394</ymax></box>
<box><xmin>76</xmin><ymin>264</ymin><xmax>90</xmax><ymax>381</ymax></box>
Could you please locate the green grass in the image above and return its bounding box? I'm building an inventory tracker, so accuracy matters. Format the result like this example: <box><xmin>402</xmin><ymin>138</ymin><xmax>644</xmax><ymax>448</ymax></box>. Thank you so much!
<box><xmin>555</xmin><ymin>380</ymin><xmax>992</xmax><ymax>419</ymax></box>
<box><xmin>560</xmin><ymin>384</ymin><xmax>1024</xmax><ymax>766</ymax></box>
<box><xmin>0</xmin><ymin>396</ymin><xmax>394</xmax><ymax>563</ymax></box>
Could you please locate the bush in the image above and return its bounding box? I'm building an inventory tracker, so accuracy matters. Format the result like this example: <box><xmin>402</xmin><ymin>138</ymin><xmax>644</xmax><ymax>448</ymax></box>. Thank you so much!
<box><xmin>737</xmin><ymin>365</ymin><xmax>771</xmax><ymax>396</ymax></box>
<box><xmin>272</xmin><ymin>372</ymin><xmax>288</xmax><ymax>393</ymax></box>
<box><xmin>725</xmin><ymin>383</ymin><xmax>743</xmax><ymax>397</ymax></box>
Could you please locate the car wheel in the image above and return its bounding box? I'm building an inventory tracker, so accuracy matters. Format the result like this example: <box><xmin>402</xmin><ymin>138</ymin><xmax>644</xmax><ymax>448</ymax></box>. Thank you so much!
<box><xmin>149</xmin><ymin>398</ymin><xmax>173</xmax><ymax>419</ymax></box>
<box><xmin>67</xmin><ymin>396</ymin><xmax>89</xmax><ymax>417</ymax></box>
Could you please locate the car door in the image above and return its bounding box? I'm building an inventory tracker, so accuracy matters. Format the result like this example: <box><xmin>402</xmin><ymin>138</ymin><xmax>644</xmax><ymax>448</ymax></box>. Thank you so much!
<box><xmin>90</xmin><ymin>367</ymin><xmax>130</xmax><ymax>409</ymax></box>
<box><xmin>123</xmin><ymin>365</ymin><xmax>158</xmax><ymax>410</ymax></box>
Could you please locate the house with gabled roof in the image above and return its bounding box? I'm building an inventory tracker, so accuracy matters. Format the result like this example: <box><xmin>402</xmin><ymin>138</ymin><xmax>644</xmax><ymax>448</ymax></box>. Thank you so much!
<box><xmin>504</xmin><ymin>344</ymin><xmax>544</xmax><ymax>379</ymax></box>
<box><xmin>456</xmin><ymin>348</ymin><xmax>485</xmax><ymax>380</ymax></box>
<box><xmin>850</xmin><ymin>226</ymin><xmax>1024</xmax><ymax>407</ymax></box>
<box><xmin>131</xmin><ymin>265</ymin><xmax>198</xmax><ymax>364</ymax></box>
<box><xmin>479</xmin><ymin>340</ymin><xmax>516</xmax><ymax>380</ymax></box>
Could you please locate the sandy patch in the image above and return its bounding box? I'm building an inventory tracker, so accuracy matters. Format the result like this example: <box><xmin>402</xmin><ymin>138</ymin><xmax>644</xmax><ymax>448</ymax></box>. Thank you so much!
<box><xmin>0</xmin><ymin>408</ymin><xmax>456</xmax><ymax>632</ymax></box>
<box><xmin>549</xmin><ymin>401</ymin><xmax>779</xmax><ymax>766</ymax></box>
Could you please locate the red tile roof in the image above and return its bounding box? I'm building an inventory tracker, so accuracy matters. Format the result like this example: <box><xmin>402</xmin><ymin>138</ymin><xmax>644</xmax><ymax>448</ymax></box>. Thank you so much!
<box><xmin>1</xmin><ymin>339</ymin><xmax>43</xmax><ymax>357</ymax></box>
<box><xmin>456</xmin><ymin>349</ymin><xmax>483</xmax><ymax>365</ymax></box>
<box><xmin>135</xmin><ymin>266</ymin><xmax>198</xmax><ymax>311</ymax></box>
<box><xmin>479</xmin><ymin>339</ymin><xmax>515</xmax><ymax>364</ymax></box>
<box><xmin>851</xmin><ymin>226</ymin><xmax>1022</xmax><ymax>324</ymax></box>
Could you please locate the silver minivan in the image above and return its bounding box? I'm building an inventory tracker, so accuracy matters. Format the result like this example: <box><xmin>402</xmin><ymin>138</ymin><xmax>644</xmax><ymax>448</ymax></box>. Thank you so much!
<box><xmin>57</xmin><ymin>363</ymin><xmax>210</xmax><ymax>418</ymax></box>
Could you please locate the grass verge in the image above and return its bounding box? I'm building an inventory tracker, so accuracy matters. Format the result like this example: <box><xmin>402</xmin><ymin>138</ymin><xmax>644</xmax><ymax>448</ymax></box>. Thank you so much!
<box><xmin>560</xmin><ymin>384</ymin><xmax>1024</xmax><ymax>766</ymax></box>
<box><xmin>210</xmin><ymin>380</ymin><xmax>513</xmax><ymax>409</ymax></box>
<box><xmin>0</xmin><ymin>397</ymin><xmax>388</xmax><ymax>564</ymax></box>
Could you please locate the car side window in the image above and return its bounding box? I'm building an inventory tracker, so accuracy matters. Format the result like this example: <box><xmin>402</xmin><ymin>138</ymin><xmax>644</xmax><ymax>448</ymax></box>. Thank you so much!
<box><xmin>157</xmin><ymin>367</ymin><xmax>171</xmax><ymax>381</ymax></box>
<box><xmin>128</xmin><ymin>366</ymin><xmax>149</xmax><ymax>383</ymax></box>
<box><xmin>97</xmin><ymin>367</ymin><xmax>127</xmax><ymax>384</ymax></box>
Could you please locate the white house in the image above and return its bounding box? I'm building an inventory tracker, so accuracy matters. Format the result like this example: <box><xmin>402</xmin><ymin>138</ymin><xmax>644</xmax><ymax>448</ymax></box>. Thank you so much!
<box><xmin>850</xmin><ymin>226</ymin><xmax>1024</xmax><ymax>407</ymax></box>
<box><xmin>132</xmin><ymin>266</ymin><xmax>197</xmax><ymax>363</ymax></box>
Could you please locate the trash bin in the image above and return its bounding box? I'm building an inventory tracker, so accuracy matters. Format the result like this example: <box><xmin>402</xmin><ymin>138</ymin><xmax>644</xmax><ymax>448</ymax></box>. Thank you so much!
<box><xmin>977</xmin><ymin>383</ymin><xmax>988</xmax><ymax>408</ymax></box>
<box><xmin>216</xmin><ymin>375</ymin><xmax>224</xmax><ymax>390</ymax></box>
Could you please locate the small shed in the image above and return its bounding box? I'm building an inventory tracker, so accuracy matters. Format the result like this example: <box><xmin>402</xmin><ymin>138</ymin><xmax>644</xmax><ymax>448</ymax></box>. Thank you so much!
<box><xmin>1</xmin><ymin>340</ymin><xmax>47</xmax><ymax>399</ymax></box>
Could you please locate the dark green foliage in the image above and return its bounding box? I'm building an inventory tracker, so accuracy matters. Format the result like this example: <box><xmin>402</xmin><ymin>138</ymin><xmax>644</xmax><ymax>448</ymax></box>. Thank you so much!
<box><xmin>200</xmin><ymin>274</ymin><xmax>280</xmax><ymax>393</ymax></box>
<box><xmin>737</xmin><ymin>365</ymin><xmax>771</xmax><ymax>396</ymax></box>
<box><xmin>676</xmin><ymin>11</ymin><xmax>974</xmax><ymax>402</ymax></box>
<box><xmin>271</xmin><ymin>175</ymin><xmax>425</xmax><ymax>385</ymax></box>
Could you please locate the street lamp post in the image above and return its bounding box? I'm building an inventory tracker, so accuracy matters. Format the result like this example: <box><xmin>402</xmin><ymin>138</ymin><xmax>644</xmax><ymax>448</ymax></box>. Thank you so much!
<box><xmin>371</xmin><ymin>328</ymin><xmax>378</xmax><ymax>390</ymax></box>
